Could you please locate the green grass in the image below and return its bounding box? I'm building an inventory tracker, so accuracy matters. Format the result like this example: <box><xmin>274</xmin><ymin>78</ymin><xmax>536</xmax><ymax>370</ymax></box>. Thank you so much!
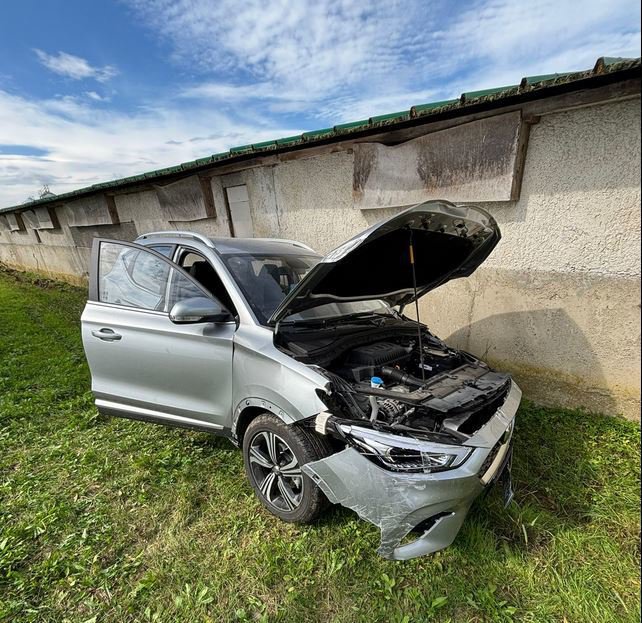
<box><xmin>0</xmin><ymin>266</ymin><xmax>639</xmax><ymax>623</ymax></box>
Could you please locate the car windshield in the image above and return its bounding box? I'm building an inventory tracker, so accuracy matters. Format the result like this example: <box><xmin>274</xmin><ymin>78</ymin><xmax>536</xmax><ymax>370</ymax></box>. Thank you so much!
<box><xmin>222</xmin><ymin>252</ymin><xmax>393</xmax><ymax>325</ymax></box>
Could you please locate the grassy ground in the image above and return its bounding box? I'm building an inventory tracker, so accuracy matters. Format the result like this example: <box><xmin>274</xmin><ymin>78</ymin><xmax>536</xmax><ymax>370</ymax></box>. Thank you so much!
<box><xmin>0</xmin><ymin>267</ymin><xmax>639</xmax><ymax>623</ymax></box>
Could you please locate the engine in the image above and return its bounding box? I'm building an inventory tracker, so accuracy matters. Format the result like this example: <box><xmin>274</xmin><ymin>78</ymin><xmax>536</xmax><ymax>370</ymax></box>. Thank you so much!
<box><xmin>324</xmin><ymin>337</ymin><xmax>465</xmax><ymax>428</ymax></box>
<box><xmin>335</xmin><ymin>339</ymin><xmax>460</xmax><ymax>385</ymax></box>
<box><xmin>276</xmin><ymin>317</ymin><xmax>510</xmax><ymax>437</ymax></box>
<box><xmin>337</xmin><ymin>341</ymin><xmax>413</xmax><ymax>382</ymax></box>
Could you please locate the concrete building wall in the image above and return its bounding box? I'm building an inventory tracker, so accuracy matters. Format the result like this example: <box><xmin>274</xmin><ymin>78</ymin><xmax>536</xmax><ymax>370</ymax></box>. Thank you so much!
<box><xmin>0</xmin><ymin>96</ymin><xmax>639</xmax><ymax>419</ymax></box>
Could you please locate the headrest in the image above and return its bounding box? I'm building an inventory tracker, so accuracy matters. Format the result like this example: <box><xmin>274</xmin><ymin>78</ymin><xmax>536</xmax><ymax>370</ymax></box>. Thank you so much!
<box><xmin>259</xmin><ymin>263</ymin><xmax>280</xmax><ymax>281</ymax></box>
<box><xmin>190</xmin><ymin>261</ymin><xmax>216</xmax><ymax>280</ymax></box>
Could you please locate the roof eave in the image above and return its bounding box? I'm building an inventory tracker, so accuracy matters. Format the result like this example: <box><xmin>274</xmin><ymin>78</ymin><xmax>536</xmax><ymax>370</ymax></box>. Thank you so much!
<box><xmin>2</xmin><ymin>56</ymin><xmax>639</xmax><ymax>214</ymax></box>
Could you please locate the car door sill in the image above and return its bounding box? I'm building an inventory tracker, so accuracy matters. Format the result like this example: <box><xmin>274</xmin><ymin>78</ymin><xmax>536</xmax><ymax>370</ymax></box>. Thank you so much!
<box><xmin>95</xmin><ymin>399</ymin><xmax>224</xmax><ymax>434</ymax></box>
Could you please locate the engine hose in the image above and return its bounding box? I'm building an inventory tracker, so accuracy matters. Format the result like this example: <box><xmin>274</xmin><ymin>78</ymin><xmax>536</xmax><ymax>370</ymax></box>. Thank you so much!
<box><xmin>380</xmin><ymin>366</ymin><xmax>425</xmax><ymax>388</ymax></box>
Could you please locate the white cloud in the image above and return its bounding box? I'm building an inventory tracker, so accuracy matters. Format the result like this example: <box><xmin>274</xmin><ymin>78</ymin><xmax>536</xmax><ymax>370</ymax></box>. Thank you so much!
<box><xmin>129</xmin><ymin>0</ymin><xmax>436</xmax><ymax>111</ymax></box>
<box><xmin>0</xmin><ymin>90</ymin><xmax>302</xmax><ymax>207</ymax></box>
<box><xmin>129</xmin><ymin>0</ymin><xmax>640</xmax><ymax>121</ymax></box>
<box><xmin>180</xmin><ymin>81</ymin><xmax>285</xmax><ymax>102</ymax></box>
<box><xmin>84</xmin><ymin>91</ymin><xmax>110</xmax><ymax>102</ymax></box>
<box><xmin>34</xmin><ymin>49</ymin><xmax>118</xmax><ymax>82</ymax></box>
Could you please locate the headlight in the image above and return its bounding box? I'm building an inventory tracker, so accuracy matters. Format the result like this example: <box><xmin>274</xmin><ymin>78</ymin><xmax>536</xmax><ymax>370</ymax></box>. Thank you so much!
<box><xmin>339</xmin><ymin>425</ymin><xmax>471</xmax><ymax>474</ymax></box>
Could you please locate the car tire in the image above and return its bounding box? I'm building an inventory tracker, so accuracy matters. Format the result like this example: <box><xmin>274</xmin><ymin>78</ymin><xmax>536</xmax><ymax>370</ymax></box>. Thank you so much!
<box><xmin>242</xmin><ymin>413</ymin><xmax>330</xmax><ymax>523</ymax></box>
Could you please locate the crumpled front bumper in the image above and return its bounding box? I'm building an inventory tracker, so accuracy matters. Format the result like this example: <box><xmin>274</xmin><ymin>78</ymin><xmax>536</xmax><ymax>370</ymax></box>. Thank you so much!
<box><xmin>302</xmin><ymin>381</ymin><xmax>521</xmax><ymax>560</ymax></box>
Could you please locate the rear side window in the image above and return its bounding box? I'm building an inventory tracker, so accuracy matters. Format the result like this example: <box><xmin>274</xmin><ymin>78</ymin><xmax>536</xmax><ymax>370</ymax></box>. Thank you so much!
<box><xmin>147</xmin><ymin>244</ymin><xmax>175</xmax><ymax>258</ymax></box>
<box><xmin>98</xmin><ymin>241</ymin><xmax>207</xmax><ymax>312</ymax></box>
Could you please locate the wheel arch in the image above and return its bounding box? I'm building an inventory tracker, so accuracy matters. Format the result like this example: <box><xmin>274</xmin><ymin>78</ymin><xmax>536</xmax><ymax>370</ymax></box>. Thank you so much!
<box><xmin>232</xmin><ymin>398</ymin><xmax>298</xmax><ymax>445</ymax></box>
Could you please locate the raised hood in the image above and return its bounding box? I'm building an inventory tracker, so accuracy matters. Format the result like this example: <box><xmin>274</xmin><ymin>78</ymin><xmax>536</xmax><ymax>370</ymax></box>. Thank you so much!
<box><xmin>269</xmin><ymin>200</ymin><xmax>500</xmax><ymax>324</ymax></box>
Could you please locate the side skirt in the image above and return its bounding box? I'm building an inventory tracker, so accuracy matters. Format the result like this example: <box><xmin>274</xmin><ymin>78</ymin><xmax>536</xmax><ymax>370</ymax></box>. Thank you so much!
<box><xmin>95</xmin><ymin>399</ymin><xmax>229</xmax><ymax>436</ymax></box>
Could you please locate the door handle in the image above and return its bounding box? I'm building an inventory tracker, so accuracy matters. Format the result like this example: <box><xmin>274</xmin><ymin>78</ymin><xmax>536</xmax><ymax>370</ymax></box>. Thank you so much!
<box><xmin>91</xmin><ymin>328</ymin><xmax>122</xmax><ymax>342</ymax></box>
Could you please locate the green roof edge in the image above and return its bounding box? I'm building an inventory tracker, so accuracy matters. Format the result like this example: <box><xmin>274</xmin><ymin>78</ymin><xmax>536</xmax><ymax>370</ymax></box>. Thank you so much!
<box><xmin>2</xmin><ymin>55</ymin><xmax>640</xmax><ymax>213</ymax></box>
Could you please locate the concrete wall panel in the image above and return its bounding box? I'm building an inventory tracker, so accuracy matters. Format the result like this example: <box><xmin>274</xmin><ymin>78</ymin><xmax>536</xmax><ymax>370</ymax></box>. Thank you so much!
<box><xmin>6</xmin><ymin>212</ymin><xmax>25</xmax><ymax>231</ymax></box>
<box><xmin>21</xmin><ymin>210</ymin><xmax>39</xmax><ymax>229</ymax></box>
<box><xmin>64</xmin><ymin>194</ymin><xmax>118</xmax><ymax>227</ymax></box>
<box><xmin>419</xmin><ymin>268</ymin><xmax>640</xmax><ymax>419</ymax></box>
<box><xmin>114</xmin><ymin>190</ymin><xmax>164</xmax><ymax>223</ymax></box>
<box><xmin>273</xmin><ymin>150</ymin><xmax>363</xmax><ymax>252</ymax></box>
<box><xmin>154</xmin><ymin>175</ymin><xmax>215</xmax><ymax>222</ymax></box>
<box><xmin>0</xmin><ymin>242</ymin><xmax>88</xmax><ymax>284</ymax></box>
<box><xmin>418</xmin><ymin>98</ymin><xmax>641</xmax><ymax>419</ymax></box>
<box><xmin>353</xmin><ymin>111</ymin><xmax>524</xmax><ymax>208</ymax></box>
<box><xmin>34</xmin><ymin>206</ymin><xmax>57</xmax><ymax>229</ymax></box>
<box><xmin>69</xmin><ymin>222</ymin><xmax>139</xmax><ymax>248</ymax></box>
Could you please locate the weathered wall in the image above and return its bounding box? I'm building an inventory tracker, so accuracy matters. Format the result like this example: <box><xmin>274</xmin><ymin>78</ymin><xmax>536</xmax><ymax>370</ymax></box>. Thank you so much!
<box><xmin>0</xmin><ymin>97</ymin><xmax>639</xmax><ymax>419</ymax></box>
<box><xmin>0</xmin><ymin>179</ymin><xmax>230</xmax><ymax>284</ymax></box>
<box><xmin>421</xmin><ymin>98</ymin><xmax>641</xmax><ymax>420</ymax></box>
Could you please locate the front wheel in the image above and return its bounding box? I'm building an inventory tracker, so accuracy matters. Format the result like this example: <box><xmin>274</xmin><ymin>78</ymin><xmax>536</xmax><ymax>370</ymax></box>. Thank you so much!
<box><xmin>242</xmin><ymin>414</ymin><xmax>329</xmax><ymax>523</ymax></box>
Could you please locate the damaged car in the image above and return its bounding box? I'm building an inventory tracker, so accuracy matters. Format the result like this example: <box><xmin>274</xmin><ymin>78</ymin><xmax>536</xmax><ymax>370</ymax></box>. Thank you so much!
<box><xmin>81</xmin><ymin>199</ymin><xmax>520</xmax><ymax>560</ymax></box>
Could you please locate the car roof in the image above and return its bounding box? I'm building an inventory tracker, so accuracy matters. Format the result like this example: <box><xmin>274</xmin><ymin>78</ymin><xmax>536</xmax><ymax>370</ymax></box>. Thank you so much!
<box><xmin>135</xmin><ymin>231</ymin><xmax>320</xmax><ymax>256</ymax></box>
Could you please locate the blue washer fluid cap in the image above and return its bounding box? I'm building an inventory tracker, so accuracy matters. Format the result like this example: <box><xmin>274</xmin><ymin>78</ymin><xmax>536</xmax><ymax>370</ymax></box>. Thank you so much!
<box><xmin>371</xmin><ymin>376</ymin><xmax>384</xmax><ymax>388</ymax></box>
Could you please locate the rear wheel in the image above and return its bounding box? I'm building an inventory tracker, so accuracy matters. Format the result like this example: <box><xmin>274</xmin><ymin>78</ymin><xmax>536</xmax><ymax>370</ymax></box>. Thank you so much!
<box><xmin>242</xmin><ymin>414</ymin><xmax>329</xmax><ymax>523</ymax></box>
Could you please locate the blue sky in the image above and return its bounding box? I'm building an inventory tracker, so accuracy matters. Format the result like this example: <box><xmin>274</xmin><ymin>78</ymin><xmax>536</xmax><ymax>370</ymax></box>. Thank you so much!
<box><xmin>0</xmin><ymin>0</ymin><xmax>639</xmax><ymax>207</ymax></box>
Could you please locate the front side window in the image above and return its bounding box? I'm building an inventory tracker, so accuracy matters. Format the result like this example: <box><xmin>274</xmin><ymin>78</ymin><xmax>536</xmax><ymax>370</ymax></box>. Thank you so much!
<box><xmin>130</xmin><ymin>251</ymin><xmax>170</xmax><ymax>296</ymax></box>
<box><xmin>98</xmin><ymin>241</ymin><xmax>208</xmax><ymax>312</ymax></box>
<box><xmin>173</xmin><ymin>249</ymin><xmax>235</xmax><ymax>314</ymax></box>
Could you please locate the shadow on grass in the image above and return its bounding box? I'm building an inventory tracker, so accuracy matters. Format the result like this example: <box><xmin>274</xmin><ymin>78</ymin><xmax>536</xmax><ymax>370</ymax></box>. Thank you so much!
<box><xmin>79</xmin><ymin>380</ymin><xmax>635</xmax><ymax>564</ymax></box>
<box><xmin>110</xmin><ymin>398</ymin><xmax>632</xmax><ymax>543</ymax></box>
<box><xmin>463</xmin><ymin>399</ymin><xmax>640</xmax><ymax>555</ymax></box>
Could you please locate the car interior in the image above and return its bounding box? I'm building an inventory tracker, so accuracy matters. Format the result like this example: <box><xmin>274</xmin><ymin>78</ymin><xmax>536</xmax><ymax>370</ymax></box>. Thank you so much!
<box><xmin>225</xmin><ymin>255</ymin><xmax>304</xmax><ymax>322</ymax></box>
<box><xmin>178</xmin><ymin>251</ymin><xmax>236</xmax><ymax>314</ymax></box>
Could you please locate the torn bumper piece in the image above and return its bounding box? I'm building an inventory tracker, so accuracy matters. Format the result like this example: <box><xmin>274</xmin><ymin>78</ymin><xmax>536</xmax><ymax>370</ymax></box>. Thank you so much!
<box><xmin>302</xmin><ymin>381</ymin><xmax>521</xmax><ymax>560</ymax></box>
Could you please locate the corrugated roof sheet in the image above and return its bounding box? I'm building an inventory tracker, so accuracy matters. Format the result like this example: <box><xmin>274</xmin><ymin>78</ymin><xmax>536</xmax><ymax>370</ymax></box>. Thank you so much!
<box><xmin>2</xmin><ymin>56</ymin><xmax>640</xmax><ymax>213</ymax></box>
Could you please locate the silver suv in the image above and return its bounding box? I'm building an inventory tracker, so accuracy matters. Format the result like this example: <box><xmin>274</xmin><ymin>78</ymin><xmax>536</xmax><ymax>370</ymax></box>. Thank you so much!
<box><xmin>81</xmin><ymin>200</ymin><xmax>520</xmax><ymax>560</ymax></box>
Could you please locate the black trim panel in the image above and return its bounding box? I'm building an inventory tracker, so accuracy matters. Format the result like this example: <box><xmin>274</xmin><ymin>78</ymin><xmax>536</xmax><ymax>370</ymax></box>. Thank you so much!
<box><xmin>97</xmin><ymin>404</ymin><xmax>232</xmax><ymax>438</ymax></box>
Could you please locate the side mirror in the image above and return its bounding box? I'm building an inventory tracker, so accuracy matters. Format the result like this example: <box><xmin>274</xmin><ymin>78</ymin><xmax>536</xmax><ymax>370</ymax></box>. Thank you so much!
<box><xmin>169</xmin><ymin>296</ymin><xmax>233</xmax><ymax>324</ymax></box>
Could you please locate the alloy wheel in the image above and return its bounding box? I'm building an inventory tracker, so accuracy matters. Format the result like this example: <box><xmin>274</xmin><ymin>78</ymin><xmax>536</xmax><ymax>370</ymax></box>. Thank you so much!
<box><xmin>248</xmin><ymin>430</ymin><xmax>303</xmax><ymax>512</ymax></box>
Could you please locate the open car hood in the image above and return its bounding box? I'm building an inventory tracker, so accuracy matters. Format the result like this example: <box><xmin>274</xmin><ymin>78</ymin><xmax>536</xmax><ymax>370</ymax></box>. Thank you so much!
<box><xmin>268</xmin><ymin>200</ymin><xmax>500</xmax><ymax>324</ymax></box>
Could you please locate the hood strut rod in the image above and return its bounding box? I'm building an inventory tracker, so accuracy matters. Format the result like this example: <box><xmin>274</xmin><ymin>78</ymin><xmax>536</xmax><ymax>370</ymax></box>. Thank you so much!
<box><xmin>409</xmin><ymin>229</ymin><xmax>426</xmax><ymax>381</ymax></box>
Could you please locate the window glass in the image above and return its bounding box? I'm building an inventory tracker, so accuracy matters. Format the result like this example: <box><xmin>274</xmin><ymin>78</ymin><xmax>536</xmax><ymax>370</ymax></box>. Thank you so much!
<box><xmin>148</xmin><ymin>244</ymin><xmax>175</xmax><ymax>258</ymax></box>
<box><xmin>178</xmin><ymin>250</ymin><xmax>237</xmax><ymax>314</ymax></box>
<box><xmin>179</xmin><ymin>251</ymin><xmax>202</xmax><ymax>270</ymax></box>
<box><xmin>223</xmin><ymin>253</ymin><xmax>318</xmax><ymax>323</ymax></box>
<box><xmin>130</xmin><ymin>251</ymin><xmax>170</xmax><ymax>295</ymax></box>
<box><xmin>166</xmin><ymin>270</ymin><xmax>209</xmax><ymax>311</ymax></box>
<box><xmin>98</xmin><ymin>241</ymin><xmax>207</xmax><ymax>312</ymax></box>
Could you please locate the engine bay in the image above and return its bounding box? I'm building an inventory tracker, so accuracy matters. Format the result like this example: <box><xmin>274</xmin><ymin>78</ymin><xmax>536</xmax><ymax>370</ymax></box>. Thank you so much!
<box><xmin>276</xmin><ymin>317</ymin><xmax>512</xmax><ymax>444</ymax></box>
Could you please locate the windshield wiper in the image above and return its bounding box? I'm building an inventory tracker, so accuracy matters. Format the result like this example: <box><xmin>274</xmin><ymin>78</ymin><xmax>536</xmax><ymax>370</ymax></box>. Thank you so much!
<box><xmin>279</xmin><ymin>311</ymin><xmax>396</xmax><ymax>327</ymax></box>
<box><xmin>329</xmin><ymin>311</ymin><xmax>396</xmax><ymax>324</ymax></box>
